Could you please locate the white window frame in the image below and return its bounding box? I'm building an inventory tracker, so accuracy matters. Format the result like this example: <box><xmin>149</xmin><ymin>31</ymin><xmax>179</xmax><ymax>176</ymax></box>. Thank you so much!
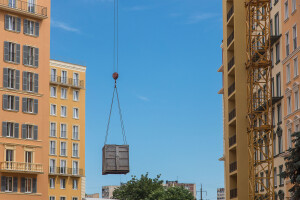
<box><xmin>294</xmin><ymin>57</ymin><xmax>298</xmax><ymax>77</ymax></box>
<box><xmin>293</xmin><ymin>25</ymin><xmax>297</xmax><ymax>50</ymax></box>
<box><xmin>72</xmin><ymin>143</ymin><xmax>79</xmax><ymax>158</ymax></box>
<box><xmin>60</xmin><ymin>142</ymin><xmax>67</xmax><ymax>157</ymax></box>
<box><xmin>72</xmin><ymin>160</ymin><xmax>79</xmax><ymax>175</ymax></box>
<box><xmin>73</xmin><ymin>90</ymin><xmax>79</xmax><ymax>101</ymax></box>
<box><xmin>50</xmin><ymin>122</ymin><xmax>56</xmax><ymax>137</ymax></box>
<box><xmin>49</xmin><ymin>177</ymin><xmax>55</xmax><ymax>189</ymax></box>
<box><xmin>73</xmin><ymin>179</ymin><xmax>78</xmax><ymax>190</ymax></box>
<box><xmin>61</xmin><ymin>106</ymin><xmax>67</xmax><ymax>117</ymax></box>
<box><xmin>295</xmin><ymin>90</ymin><xmax>299</xmax><ymax>110</ymax></box>
<box><xmin>50</xmin><ymin>104</ymin><xmax>57</xmax><ymax>116</ymax></box>
<box><xmin>288</xmin><ymin>128</ymin><xmax>292</xmax><ymax>149</ymax></box>
<box><xmin>61</xmin><ymin>70</ymin><xmax>67</xmax><ymax>84</ymax></box>
<box><xmin>286</xmin><ymin>32</ymin><xmax>290</xmax><ymax>56</ymax></box>
<box><xmin>60</xmin><ymin>179</ymin><xmax>66</xmax><ymax>190</ymax></box>
<box><xmin>288</xmin><ymin>96</ymin><xmax>292</xmax><ymax>114</ymax></box>
<box><xmin>5</xmin><ymin>176</ymin><xmax>13</xmax><ymax>192</ymax></box>
<box><xmin>73</xmin><ymin>108</ymin><xmax>79</xmax><ymax>119</ymax></box>
<box><xmin>72</xmin><ymin>125</ymin><xmax>79</xmax><ymax>140</ymax></box>
<box><xmin>61</xmin><ymin>88</ymin><xmax>67</xmax><ymax>99</ymax></box>
<box><xmin>60</xmin><ymin>124</ymin><xmax>67</xmax><ymax>138</ymax></box>
<box><xmin>25</xmin><ymin>177</ymin><xmax>32</xmax><ymax>193</ymax></box>
<box><xmin>50</xmin><ymin>197</ymin><xmax>56</xmax><ymax>200</ymax></box>
<box><xmin>49</xmin><ymin>159</ymin><xmax>56</xmax><ymax>173</ymax></box>
<box><xmin>287</xmin><ymin>63</ymin><xmax>291</xmax><ymax>82</ymax></box>
<box><xmin>292</xmin><ymin>0</ymin><xmax>296</xmax><ymax>13</ymax></box>
<box><xmin>51</xmin><ymin>68</ymin><xmax>57</xmax><ymax>82</ymax></box>
<box><xmin>50</xmin><ymin>141</ymin><xmax>56</xmax><ymax>155</ymax></box>
<box><xmin>50</xmin><ymin>86</ymin><xmax>57</xmax><ymax>98</ymax></box>
<box><xmin>284</xmin><ymin>0</ymin><xmax>289</xmax><ymax>20</ymax></box>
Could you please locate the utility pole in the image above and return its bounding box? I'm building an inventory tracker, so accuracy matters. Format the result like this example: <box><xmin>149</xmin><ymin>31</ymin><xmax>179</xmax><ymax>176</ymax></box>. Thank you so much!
<box><xmin>197</xmin><ymin>184</ymin><xmax>207</xmax><ymax>200</ymax></box>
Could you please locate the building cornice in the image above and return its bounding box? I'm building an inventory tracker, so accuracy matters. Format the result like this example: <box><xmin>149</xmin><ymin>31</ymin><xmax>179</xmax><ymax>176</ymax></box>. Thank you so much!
<box><xmin>50</xmin><ymin>60</ymin><xmax>86</xmax><ymax>72</ymax></box>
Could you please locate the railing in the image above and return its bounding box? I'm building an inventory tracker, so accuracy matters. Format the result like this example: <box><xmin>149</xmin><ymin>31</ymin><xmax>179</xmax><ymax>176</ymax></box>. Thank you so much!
<box><xmin>228</xmin><ymin>83</ymin><xmax>235</xmax><ymax>96</ymax></box>
<box><xmin>230</xmin><ymin>188</ymin><xmax>237</xmax><ymax>199</ymax></box>
<box><xmin>0</xmin><ymin>0</ymin><xmax>47</xmax><ymax>17</ymax></box>
<box><xmin>50</xmin><ymin>76</ymin><xmax>85</xmax><ymax>88</ymax></box>
<box><xmin>227</xmin><ymin>32</ymin><xmax>234</xmax><ymax>46</ymax></box>
<box><xmin>228</xmin><ymin>57</ymin><xmax>235</xmax><ymax>71</ymax></box>
<box><xmin>229</xmin><ymin>109</ymin><xmax>236</xmax><ymax>121</ymax></box>
<box><xmin>227</xmin><ymin>6</ymin><xmax>234</xmax><ymax>21</ymax></box>
<box><xmin>229</xmin><ymin>161</ymin><xmax>237</xmax><ymax>173</ymax></box>
<box><xmin>229</xmin><ymin>135</ymin><xmax>236</xmax><ymax>147</ymax></box>
<box><xmin>0</xmin><ymin>161</ymin><xmax>43</xmax><ymax>173</ymax></box>
<box><xmin>49</xmin><ymin>167</ymin><xmax>84</xmax><ymax>176</ymax></box>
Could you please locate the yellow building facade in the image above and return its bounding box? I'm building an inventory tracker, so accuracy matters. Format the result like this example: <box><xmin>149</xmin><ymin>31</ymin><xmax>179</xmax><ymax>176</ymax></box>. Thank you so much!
<box><xmin>49</xmin><ymin>60</ymin><xmax>86</xmax><ymax>200</ymax></box>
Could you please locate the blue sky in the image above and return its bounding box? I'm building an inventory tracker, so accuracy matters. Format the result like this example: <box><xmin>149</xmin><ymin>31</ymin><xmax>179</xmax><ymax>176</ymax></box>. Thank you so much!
<box><xmin>50</xmin><ymin>0</ymin><xmax>223</xmax><ymax>199</ymax></box>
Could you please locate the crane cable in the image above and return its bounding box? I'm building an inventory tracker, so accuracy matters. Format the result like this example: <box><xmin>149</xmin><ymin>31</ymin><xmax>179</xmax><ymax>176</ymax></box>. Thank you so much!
<box><xmin>104</xmin><ymin>0</ymin><xmax>127</xmax><ymax>145</ymax></box>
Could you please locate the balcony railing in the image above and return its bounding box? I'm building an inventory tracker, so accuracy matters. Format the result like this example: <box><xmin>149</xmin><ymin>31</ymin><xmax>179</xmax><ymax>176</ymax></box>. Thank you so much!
<box><xmin>227</xmin><ymin>32</ymin><xmax>234</xmax><ymax>46</ymax></box>
<box><xmin>230</xmin><ymin>188</ymin><xmax>237</xmax><ymax>199</ymax></box>
<box><xmin>228</xmin><ymin>57</ymin><xmax>235</xmax><ymax>71</ymax></box>
<box><xmin>229</xmin><ymin>109</ymin><xmax>236</xmax><ymax>121</ymax></box>
<box><xmin>229</xmin><ymin>135</ymin><xmax>236</xmax><ymax>147</ymax></box>
<box><xmin>229</xmin><ymin>161</ymin><xmax>237</xmax><ymax>173</ymax></box>
<box><xmin>0</xmin><ymin>161</ymin><xmax>43</xmax><ymax>174</ymax></box>
<box><xmin>49</xmin><ymin>167</ymin><xmax>84</xmax><ymax>176</ymax></box>
<box><xmin>227</xmin><ymin>6</ymin><xmax>234</xmax><ymax>21</ymax></box>
<box><xmin>0</xmin><ymin>0</ymin><xmax>47</xmax><ymax>18</ymax></box>
<box><xmin>228</xmin><ymin>83</ymin><xmax>235</xmax><ymax>96</ymax></box>
<box><xmin>50</xmin><ymin>76</ymin><xmax>85</xmax><ymax>89</ymax></box>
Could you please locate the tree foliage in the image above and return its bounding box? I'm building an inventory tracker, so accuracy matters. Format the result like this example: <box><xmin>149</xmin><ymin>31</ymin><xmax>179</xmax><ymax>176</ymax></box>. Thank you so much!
<box><xmin>283</xmin><ymin>131</ymin><xmax>300</xmax><ymax>199</ymax></box>
<box><xmin>112</xmin><ymin>173</ymin><xmax>194</xmax><ymax>200</ymax></box>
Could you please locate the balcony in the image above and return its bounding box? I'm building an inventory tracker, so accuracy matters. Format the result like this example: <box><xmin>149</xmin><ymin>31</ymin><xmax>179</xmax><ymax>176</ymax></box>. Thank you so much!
<box><xmin>228</xmin><ymin>57</ymin><xmax>235</xmax><ymax>72</ymax></box>
<box><xmin>229</xmin><ymin>109</ymin><xmax>236</xmax><ymax>122</ymax></box>
<box><xmin>270</xmin><ymin>34</ymin><xmax>281</xmax><ymax>46</ymax></box>
<box><xmin>227</xmin><ymin>6</ymin><xmax>234</xmax><ymax>22</ymax></box>
<box><xmin>229</xmin><ymin>135</ymin><xmax>236</xmax><ymax>147</ymax></box>
<box><xmin>228</xmin><ymin>83</ymin><xmax>235</xmax><ymax>96</ymax></box>
<box><xmin>0</xmin><ymin>0</ymin><xmax>47</xmax><ymax>19</ymax></box>
<box><xmin>227</xmin><ymin>32</ymin><xmax>234</xmax><ymax>46</ymax></box>
<box><xmin>0</xmin><ymin>161</ymin><xmax>43</xmax><ymax>174</ymax></box>
<box><xmin>229</xmin><ymin>161</ymin><xmax>237</xmax><ymax>173</ymax></box>
<box><xmin>50</xmin><ymin>76</ymin><xmax>85</xmax><ymax>89</ymax></box>
<box><xmin>230</xmin><ymin>188</ymin><xmax>237</xmax><ymax>199</ymax></box>
<box><xmin>49</xmin><ymin>167</ymin><xmax>84</xmax><ymax>177</ymax></box>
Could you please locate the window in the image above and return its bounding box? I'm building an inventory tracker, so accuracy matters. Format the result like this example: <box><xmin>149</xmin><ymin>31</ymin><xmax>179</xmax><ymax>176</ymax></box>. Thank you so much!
<box><xmin>270</xmin><ymin>20</ymin><xmax>273</xmax><ymax>36</ymax></box>
<box><xmin>50</xmin><ymin>197</ymin><xmax>55</xmax><ymax>200</ymax></box>
<box><xmin>51</xmin><ymin>69</ymin><xmax>57</xmax><ymax>82</ymax></box>
<box><xmin>23</xmin><ymin>45</ymin><xmax>39</xmax><ymax>67</ymax></box>
<box><xmin>73</xmin><ymin>125</ymin><xmax>79</xmax><ymax>140</ymax></box>
<box><xmin>25</xmin><ymin>178</ymin><xmax>32</xmax><ymax>193</ymax></box>
<box><xmin>73</xmin><ymin>108</ymin><xmax>79</xmax><ymax>119</ymax></box>
<box><xmin>6</xmin><ymin>149</ymin><xmax>14</xmax><ymax>169</ymax></box>
<box><xmin>72</xmin><ymin>197</ymin><xmax>78</xmax><ymax>200</ymax></box>
<box><xmin>23</xmin><ymin>98</ymin><xmax>38</xmax><ymax>114</ymax></box>
<box><xmin>260</xmin><ymin>172</ymin><xmax>264</xmax><ymax>191</ymax></box>
<box><xmin>284</xmin><ymin>1</ymin><xmax>289</xmax><ymax>20</ymax></box>
<box><xmin>73</xmin><ymin>90</ymin><xmax>79</xmax><ymax>101</ymax></box>
<box><xmin>50</xmin><ymin>104</ymin><xmax>57</xmax><ymax>116</ymax></box>
<box><xmin>288</xmin><ymin>128</ymin><xmax>292</xmax><ymax>149</ymax></box>
<box><xmin>72</xmin><ymin>161</ymin><xmax>79</xmax><ymax>175</ymax></box>
<box><xmin>294</xmin><ymin>57</ymin><xmax>298</xmax><ymax>77</ymax></box>
<box><xmin>4</xmin><ymin>122</ymin><xmax>17</xmax><ymax>138</ymax></box>
<box><xmin>24</xmin><ymin>19</ymin><xmax>39</xmax><ymax>36</ymax></box>
<box><xmin>60</xmin><ymin>197</ymin><xmax>66</xmax><ymax>200</ymax></box>
<box><xmin>271</xmin><ymin>49</ymin><xmax>274</xmax><ymax>67</ymax></box>
<box><xmin>61</xmin><ymin>106</ymin><xmax>67</xmax><ymax>117</ymax></box>
<box><xmin>272</xmin><ymin>78</ymin><xmax>275</xmax><ymax>96</ymax></box>
<box><xmin>274</xmin><ymin>168</ymin><xmax>277</xmax><ymax>186</ymax></box>
<box><xmin>73</xmin><ymin>179</ymin><xmax>78</xmax><ymax>190</ymax></box>
<box><xmin>50</xmin><ymin>122</ymin><xmax>56</xmax><ymax>137</ymax></box>
<box><xmin>73</xmin><ymin>143</ymin><xmax>79</xmax><ymax>158</ymax></box>
<box><xmin>60</xmin><ymin>160</ymin><xmax>66</xmax><ymax>174</ymax></box>
<box><xmin>266</xmin><ymin>171</ymin><xmax>269</xmax><ymax>188</ymax></box>
<box><xmin>5</xmin><ymin>177</ymin><xmax>13</xmax><ymax>192</ymax></box>
<box><xmin>293</xmin><ymin>25</ymin><xmax>298</xmax><ymax>50</ymax></box>
<box><xmin>287</xmin><ymin>64</ymin><xmax>291</xmax><ymax>82</ymax></box>
<box><xmin>277</xmin><ymin>104</ymin><xmax>282</xmax><ymax>123</ymax></box>
<box><xmin>288</xmin><ymin>96</ymin><xmax>292</xmax><ymax>114</ymax></box>
<box><xmin>28</xmin><ymin>0</ymin><xmax>36</xmax><ymax>13</ymax></box>
<box><xmin>49</xmin><ymin>159</ymin><xmax>55</xmax><ymax>173</ymax></box>
<box><xmin>278</xmin><ymin>134</ymin><xmax>283</xmax><ymax>153</ymax></box>
<box><xmin>61</xmin><ymin>88</ymin><xmax>67</xmax><ymax>99</ymax></box>
<box><xmin>273</xmin><ymin>135</ymin><xmax>276</xmax><ymax>156</ymax></box>
<box><xmin>60</xmin><ymin>142</ymin><xmax>67</xmax><ymax>156</ymax></box>
<box><xmin>50</xmin><ymin>141</ymin><xmax>56</xmax><ymax>155</ymax></box>
<box><xmin>4</xmin><ymin>42</ymin><xmax>20</xmax><ymax>64</ymax></box>
<box><xmin>5</xmin><ymin>15</ymin><xmax>20</xmax><ymax>32</ymax></box>
<box><xmin>73</xmin><ymin>73</ymin><xmax>79</xmax><ymax>86</ymax></box>
<box><xmin>272</xmin><ymin>108</ymin><xmax>275</xmax><ymax>126</ymax></box>
<box><xmin>60</xmin><ymin>124</ymin><xmax>67</xmax><ymax>138</ymax></box>
<box><xmin>50</xmin><ymin>87</ymin><xmax>57</xmax><ymax>97</ymax></box>
<box><xmin>292</xmin><ymin>0</ymin><xmax>296</xmax><ymax>12</ymax></box>
<box><xmin>275</xmin><ymin>42</ymin><xmax>280</xmax><ymax>63</ymax></box>
<box><xmin>275</xmin><ymin>13</ymin><xmax>279</xmax><ymax>36</ymax></box>
<box><xmin>276</xmin><ymin>73</ymin><xmax>281</xmax><ymax>96</ymax></box>
<box><xmin>286</xmin><ymin>32</ymin><xmax>290</xmax><ymax>56</ymax></box>
<box><xmin>3</xmin><ymin>95</ymin><xmax>19</xmax><ymax>111</ymax></box>
<box><xmin>8</xmin><ymin>0</ymin><xmax>16</xmax><ymax>8</ymax></box>
<box><xmin>2</xmin><ymin>68</ymin><xmax>21</xmax><ymax>91</ymax></box>
<box><xmin>295</xmin><ymin>91</ymin><xmax>299</xmax><ymax>110</ymax></box>
<box><xmin>23</xmin><ymin>71</ymin><xmax>38</xmax><ymax>93</ymax></box>
<box><xmin>61</xmin><ymin>71</ymin><xmax>67</xmax><ymax>84</ymax></box>
<box><xmin>23</xmin><ymin>124</ymin><xmax>34</xmax><ymax>139</ymax></box>
<box><xmin>279</xmin><ymin>165</ymin><xmax>284</xmax><ymax>185</ymax></box>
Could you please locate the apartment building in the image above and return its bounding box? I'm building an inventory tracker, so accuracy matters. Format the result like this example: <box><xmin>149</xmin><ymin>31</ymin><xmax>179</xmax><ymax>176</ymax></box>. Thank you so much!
<box><xmin>49</xmin><ymin>60</ymin><xmax>86</xmax><ymax>200</ymax></box>
<box><xmin>221</xmin><ymin>0</ymin><xmax>248</xmax><ymax>199</ymax></box>
<box><xmin>217</xmin><ymin>188</ymin><xmax>225</xmax><ymax>200</ymax></box>
<box><xmin>164</xmin><ymin>181</ymin><xmax>196</xmax><ymax>198</ymax></box>
<box><xmin>0</xmin><ymin>0</ymin><xmax>50</xmax><ymax>199</ymax></box>
<box><xmin>102</xmin><ymin>186</ymin><xmax>119</xmax><ymax>199</ymax></box>
<box><xmin>282</xmin><ymin>0</ymin><xmax>299</xmax><ymax>198</ymax></box>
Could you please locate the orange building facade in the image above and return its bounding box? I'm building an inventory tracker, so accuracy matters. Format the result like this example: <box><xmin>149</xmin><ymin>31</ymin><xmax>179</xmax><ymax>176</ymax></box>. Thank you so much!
<box><xmin>282</xmin><ymin>0</ymin><xmax>300</xmax><ymax>198</ymax></box>
<box><xmin>0</xmin><ymin>0</ymin><xmax>50</xmax><ymax>199</ymax></box>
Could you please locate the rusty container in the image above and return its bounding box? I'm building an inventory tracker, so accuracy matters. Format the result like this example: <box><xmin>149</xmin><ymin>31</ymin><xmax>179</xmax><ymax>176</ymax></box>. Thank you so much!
<box><xmin>102</xmin><ymin>145</ymin><xmax>129</xmax><ymax>175</ymax></box>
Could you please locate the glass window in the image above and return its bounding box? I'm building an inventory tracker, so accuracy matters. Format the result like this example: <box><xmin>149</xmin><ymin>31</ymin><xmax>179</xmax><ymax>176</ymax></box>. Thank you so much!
<box><xmin>5</xmin><ymin>177</ymin><xmax>13</xmax><ymax>192</ymax></box>
<box><xmin>293</xmin><ymin>25</ymin><xmax>298</xmax><ymax>50</ymax></box>
<box><xmin>73</xmin><ymin>90</ymin><xmax>79</xmax><ymax>101</ymax></box>
<box><xmin>288</xmin><ymin>96</ymin><xmax>292</xmax><ymax>114</ymax></box>
<box><xmin>73</xmin><ymin>143</ymin><xmax>79</xmax><ymax>158</ymax></box>
<box><xmin>7</xmin><ymin>69</ymin><xmax>15</xmax><ymax>89</ymax></box>
<box><xmin>61</xmin><ymin>88</ymin><xmax>67</xmax><ymax>99</ymax></box>
<box><xmin>50</xmin><ymin>197</ymin><xmax>55</xmax><ymax>200</ymax></box>
<box><xmin>276</xmin><ymin>73</ymin><xmax>281</xmax><ymax>96</ymax></box>
<box><xmin>73</xmin><ymin>179</ymin><xmax>78</xmax><ymax>190</ymax></box>
<box><xmin>73</xmin><ymin>108</ymin><xmax>79</xmax><ymax>119</ymax></box>
<box><xmin>51</xmin><ymin>69</ymin><xmax>57</xmax><ymax>81</ymax></box>
<box><xmin>49</xmin><ymin>159</ymin><xmax>55</xmax><ymax>173</ymax></box>
<box><xmin>60</xmin><ymin>179</ymin><xmax>66</xmax><ymax>189</ymax></box>
<box><xmin>279</xmin><ymin>165</ymin><xmax>284</xmax><ymax>185</ymax></box>
<box><xmin>274</xmin><ymin>168</ymin><xmax>277</xmax><ymax>186</ymax></box>
<box><xmin>288</xmin><ymin>128</ymin><xmax>292</xmax><ymax>149</ymax></box>
<box><xmin>284</xmin><ymin>1</ymin><xmax>289</xmax><ymax>20</ymax></box>
<box><xmin>60</xmin><ymin>160</ymin><xmax>66</xmax><ymax>174</ymax></box>
<box><xmin>286</xmin><ymin>32</ymin><xmax>290</xmax><ymax>56</ymax></box>
<box><xmin>61</xmin><ymin>71</ymin><xmax>67</xmax><ymax>84</ymax></box>
<box><xmin>60</xmin><ymin>142</ymin><xmax>67</xmax><ymax>156</ymax></box>
<box><xmin>73</xmin><ymin>126</ymin><xmax>79</xmax><ymax>140</ymax></box>
<box><xmin>72</xmin><ymin>161</ymin><xmax>78</xmax><ymax>175</ymax></box>
<box><xmin>275</xmin><ymin>13</ymin><xmax>279</xmax><ymax>36</ymax></box>
<box><xmin>277</xmin><ymin>104</ymin><xmax>282</xmax><ymax>123</ymax></box>
<box><xmin>50</xmin><ymin>87</ymin><xmax>57</xmax><ymax>97</ymax></box>
<box><xmin>26</xmin><ymin>125</ymin><xmax>33</xmax><ymax>139</ymax></box>
<box><xmin>295</xmin><ymin>91</ymin><xmax>299</xmax><ymax>110</ymax></box>
<box><xmin>61</xmin><ymin>106</ymin><xmax>67</xmax><ymax>117</ymax></box>
<box><xmin>60</xmin><ymin>124</ymin><xmax>67</xmax><ymax>138</ymax></box>
<box><xmin>287</xmin><ymin>64</ymin><xmax>291</xmax><ymax>82</ymax></box>
<box><xmin>50</xmin><ymin>122</ymin><xmax>56</xmax><ymax>137</ymax></box>
<box><xmin>276</xmin><ymin>42</ymin><xmax>280</xmax><ymax>63</ymax></box>
<box><xmin>294</xmin><ymin>57</ymin><xmax>298</xmax><ymax>77</ymax></box>
<box><xmin>49</xmin><ymin>178</ymin><xmax>55</xmax><ymax>188</ymax></box>
<box><xmin>292</xmin><ymin>0</ymin><xmax>296</xmax><ymax>12</ymax></box>
<box><xmin>50</xmin><ymin>141</ymin><xmax>56</xmax><ymax>155</ymax></box>
<box><xmin>50</xmin><ymin>104</ymin><xmax>56</xmax><ymax>116</ymax></box>
<box><xmin>25</xmin><ymin>178</ymin><xmax>32</xmax><ymax>193</ymax></box>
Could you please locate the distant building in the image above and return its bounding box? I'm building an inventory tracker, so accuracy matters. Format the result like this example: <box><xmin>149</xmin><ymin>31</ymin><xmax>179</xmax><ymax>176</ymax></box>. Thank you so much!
<box><xmin>164</xmin><ymin>181</ymin><xmax>196</xmax><ymax>198</ymax></box>
<box><xmin>217</xmin><ymin>188</ymin><xmax>225</xmax><ymax>200</ymax></box>
<box><xmin>102</xmin><ymin>186</ymin><xmax>119</xmax><ymax>199</ymax></box>
<box><xmin>86</xmin><ymin>193</ymin><xmax>100</xmax><ymax>198</ymax></box>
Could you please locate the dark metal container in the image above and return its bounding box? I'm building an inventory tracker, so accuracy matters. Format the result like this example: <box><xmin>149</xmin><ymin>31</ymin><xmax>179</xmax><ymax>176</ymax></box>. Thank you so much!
<box><xmin>102</xmin><ymin>145</ymin><xmax>129</xmax><ymax>175</ymax></box>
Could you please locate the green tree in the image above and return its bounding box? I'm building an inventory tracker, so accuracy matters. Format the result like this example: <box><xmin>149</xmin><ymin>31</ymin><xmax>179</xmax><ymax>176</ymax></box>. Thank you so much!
<box><xmin>282</xmin><ymin>131</ymin><xmax>300</xmax><ymax>199</ymax></box>
<box><xmin>113</xmin><ymin>173</ymin><xmax>195</xmax><ymax>200</ymax></box>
